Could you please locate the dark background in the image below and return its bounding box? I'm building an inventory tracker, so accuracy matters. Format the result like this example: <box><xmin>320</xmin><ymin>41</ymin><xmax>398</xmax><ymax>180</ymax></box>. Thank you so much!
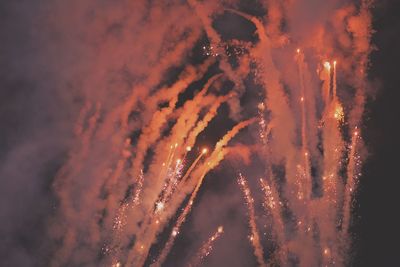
<box><xmin>353</xmin><ymin>0</ymin><xmax>400</xmax><ymax>266</ymax></box>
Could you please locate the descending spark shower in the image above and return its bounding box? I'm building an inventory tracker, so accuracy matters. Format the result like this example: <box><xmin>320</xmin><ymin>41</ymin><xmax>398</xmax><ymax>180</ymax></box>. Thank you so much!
<box><xmin>51</xmin><ymin>0</ymin><xmax>372</xmax><ymax>266</ymax></box>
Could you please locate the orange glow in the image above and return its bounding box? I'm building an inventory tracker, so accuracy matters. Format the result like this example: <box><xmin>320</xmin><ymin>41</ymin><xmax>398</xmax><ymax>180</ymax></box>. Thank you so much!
<box><xmin>333</xmin><ymin>103</ymin><xmax>344</xmax><ymax>122</ymax></box>
<box><xmin>324</xmin><ymin>61</ymin><xmax>331</xmax><ymax>71</ymax></box>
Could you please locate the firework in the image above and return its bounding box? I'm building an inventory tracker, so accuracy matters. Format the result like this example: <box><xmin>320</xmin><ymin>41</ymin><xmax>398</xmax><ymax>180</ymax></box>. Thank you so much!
<box><xmin>188</xmin><ymin>226</ymin><xmax>224</xmax><ymax>267</ymax></box>
<box><xmin>48</xmin><ymin>2</ymin><xmax>372</xmax><ymax>267</ymax></box>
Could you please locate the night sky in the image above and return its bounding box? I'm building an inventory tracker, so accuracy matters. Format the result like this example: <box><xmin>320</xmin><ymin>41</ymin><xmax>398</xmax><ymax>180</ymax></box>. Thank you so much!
<box><xmin>352</xmin><ymin>0</ymin><xmax>399</xmax><ymax>266</ymax></box>
<box><xmin>0</xmin><ymin>0</ymin><xmax>399</xmax><ymax>266</ymax></box>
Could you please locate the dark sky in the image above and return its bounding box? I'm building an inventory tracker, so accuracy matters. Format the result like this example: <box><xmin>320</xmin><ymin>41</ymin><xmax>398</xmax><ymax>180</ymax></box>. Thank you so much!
<box><xmin>352</xmin><ymin>0</ymin><xmax>400</xmax><ymax>266</ymax></box>
<box><xmin>0</xmin><ymin>0</ymin><xmax>399</xmax><ymax>266</ymax></box>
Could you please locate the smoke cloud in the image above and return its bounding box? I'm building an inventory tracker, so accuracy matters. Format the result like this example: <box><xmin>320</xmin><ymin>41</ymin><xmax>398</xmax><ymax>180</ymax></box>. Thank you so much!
<box><xmin>1</xmin><ymin>0</ymin><xmax>373</xmax><ymax>266</ymax></box>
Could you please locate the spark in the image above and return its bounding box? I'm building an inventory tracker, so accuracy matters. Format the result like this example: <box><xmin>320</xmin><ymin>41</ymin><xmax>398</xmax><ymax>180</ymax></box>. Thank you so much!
<box><xmin>132</xmin><ymin>169</ymin><xmax>144</xmax><ymax>205</ymax></box>
<box><xmin>113</xmin><ymin>202</ymin><xmax>130</xmax><ymax>231</ymax></box>
<box><xmin>333</xmin><ymin>103</ymin><xmax>344</xmax><ymax>122</ymax></box>
<box><xmin>324</xmin><ymin>61</ymin><xmax>331</xmax><ymax>71</ymax></box>
<box><xmin>259</xmin><ymin>178</ymin><xmax>279</xmax><ymax>210</ymax></box>
<box><xmin>258</xmin><ymin>102</ymin><xmax>267</xmax><ymax>144</ymax></box>
<box><xmin>238</xmin><ymin>173</ymin><xmax>266</xmax><ymax>267</ymax></box>
<box><xmin>342</xmin><ymin>127</ymin><xmax>362</xmax><ymax>242</ymax></box>
<box><xmin>155</xmin><ymin>202</ymin><xmax>164</xmax><ymax>212</ymax></box>
<box><xmin>333</xmin><ymin>60</ymin><xmax>338</xmax><ymax>99</ymax></box>
<box><xmin>188</xmin><ymin>226</ymin><xmax>224</xmax><ymax>267</ymax></box>
<box><xmin>172</xmin><ymin>229</ymin><xmax>178</xmax><ymax>237</ymax></box>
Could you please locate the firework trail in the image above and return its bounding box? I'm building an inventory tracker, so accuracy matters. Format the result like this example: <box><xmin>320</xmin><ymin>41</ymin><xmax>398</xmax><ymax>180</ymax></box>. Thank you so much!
<box><xmin>333</xmin><ymin>61</ymin><xmax>338</xmax><ymax>100</ymax></box>
<box><xmin>238</xmin><ymin>173</ymin><xmax>266</xmax><ymax>267</ymax></box>
<box><xmin>150</xmin><ymin>169</ymin><xmax>210</xmax><ymax>267</ymax></box>
<box><xmin>342</xmin><ymin>129</ymin><xmax>361</xmax><ymax>244</ymax></box>
<box><xmin>123</xmin><ymin>90</ymin><xmax>234</xmax><ymax>266</ymax></box>
<box><xmin>322</xmin><ymin>62</ymin><xmax>332</xmax><ymax>107</ymax></box>
<box><xmin>151</xmin><ymin>119</ymin><xmax>255</xmax><ymax>267</ymax></box>
<box><xmin>188</xmin><ymin>226</ymin><xmax>224</xmax><ymax>267</ymax></box>
<box><xmin>129</xmin><ymin>72</ymin><xmax>219</xmax><ymax>193</ymax></box>
<box><xmin>185</xmin><ymin>94</ymin><xmax>231</xmax><ymax>150</ymax></box>
<box><xmin>180</xmin><ymin>149</ymin><xmax>208</xmax><ymax>184</ymax></box>
<box><xmin>133</xmin><ymin>169</ymin><xmax>144</xmax><ymax>205</ymax></box>
<box><xmin>259</xmin><ymin>177</ymin><xmax>286</xmax><ymax>265</ymax></box>
<box><xmin>296</xmin><ymin>49</ymin><xmax>312</xmax><ymax>202</ymax></box>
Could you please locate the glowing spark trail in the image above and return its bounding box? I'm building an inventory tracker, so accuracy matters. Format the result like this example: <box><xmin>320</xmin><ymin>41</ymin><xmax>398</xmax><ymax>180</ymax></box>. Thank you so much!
<box><xmin>333</xmin><ymin>61</ymin><xmax>338</xmax><ymax>100</ymax></box>
<box><xmin>238</xmin><ymin>173</ymin><xmax>266</xmax><ymax>267</ymax></box>
<box><xmin>188</xmin><ymin>226</ymin><xmax>224</xmax><ymax>267</ymax></box>
<box><xmin>180</xmin><ymin>149</ymin><xmax>207</xmax><ymax>183</ymax></box>
<box><xmin>297</xmin><ymin>50</ymin><xmax>312</xmax><ymax>201</ymax></box>
<box><xmin>259</xmin><ymin>177</ymin><xmax>286</xmax><ymax>265</ymax></box>
<box><xmin>151</xmin><ymin>169</ymin><xmax>209</xmax><ymax>267</ymax></box>
<box><xmin>152</xmin><ymin>120</ymin><xmax>254</xmax><ymax>267</ymax></box>
<box><xmin>342</xmin><ymin>129</ymin><xmax>362</xmax><ymax>243</ymax></box>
